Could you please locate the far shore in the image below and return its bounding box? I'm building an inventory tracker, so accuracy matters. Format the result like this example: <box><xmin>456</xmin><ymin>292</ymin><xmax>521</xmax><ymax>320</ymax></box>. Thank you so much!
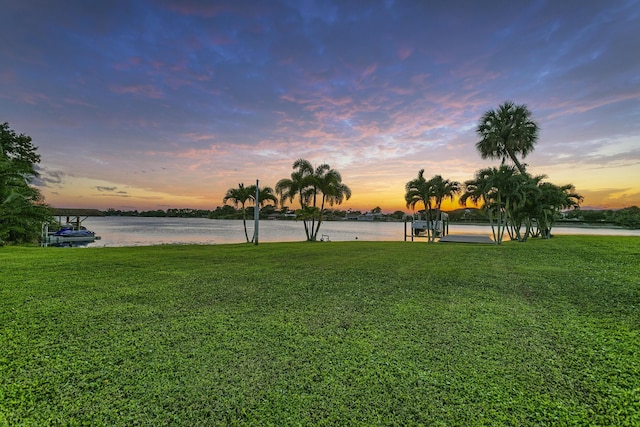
<box><xmin>443</xmin><ymin>220</ymin><xmax>629</xmax><ymax>230</ymax></box>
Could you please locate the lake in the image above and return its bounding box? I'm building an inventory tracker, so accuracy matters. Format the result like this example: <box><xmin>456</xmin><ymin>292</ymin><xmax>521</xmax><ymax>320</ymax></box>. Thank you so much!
<box><xmin>80</xmin><ymin>217</ymin><xmax>640</xmax><ymax>247</ymax></box>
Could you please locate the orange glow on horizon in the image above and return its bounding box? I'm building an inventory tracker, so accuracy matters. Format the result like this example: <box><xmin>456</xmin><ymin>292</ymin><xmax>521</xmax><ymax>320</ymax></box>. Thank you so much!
<box><xmin>42</xmin><ymin>182</ymin><xmax>636</xmax><ymax>213</ymax></box>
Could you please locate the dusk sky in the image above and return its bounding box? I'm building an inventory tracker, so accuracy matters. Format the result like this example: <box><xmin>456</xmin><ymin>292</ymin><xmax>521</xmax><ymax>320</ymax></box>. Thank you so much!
<box><xmin>2</xmin><ymin>0</ymin><xmax>639</xmax><ymax>212</ymax></box>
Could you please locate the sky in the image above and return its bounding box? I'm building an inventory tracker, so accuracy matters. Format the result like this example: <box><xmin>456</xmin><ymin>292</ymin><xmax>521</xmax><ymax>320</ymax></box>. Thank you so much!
<box><xmin>2</xmin><ymin>0</ymin><xmax>639</xmax><ymax>213</ymax></box>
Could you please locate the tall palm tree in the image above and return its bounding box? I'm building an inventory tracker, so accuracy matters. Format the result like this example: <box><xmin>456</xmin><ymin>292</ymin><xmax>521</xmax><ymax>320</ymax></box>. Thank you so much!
<box><xmin>222</xmin><ymin>183</ymin><xmax>254</xmax><ymax>242</ymax></box>
<box><xmin>476</xmin><ymin>101</ymin><xmax>539</xmax><ymax>175</ymax></box>
<box><xmin>311</xmin><ymin>166</ymin><xmax>351</xmax><ymax>241</ymax></box>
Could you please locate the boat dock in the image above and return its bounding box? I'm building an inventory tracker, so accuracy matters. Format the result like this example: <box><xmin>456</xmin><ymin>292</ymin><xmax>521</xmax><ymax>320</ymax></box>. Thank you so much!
<box><xmin>41</xmin><ymin>208</ymin><xmax>103</xmax><ymax>247</ymax></box>
<box><xmin>404</xmin><ymin>213</ymin><xmax>494</xmax><ymax>243</ymax></box>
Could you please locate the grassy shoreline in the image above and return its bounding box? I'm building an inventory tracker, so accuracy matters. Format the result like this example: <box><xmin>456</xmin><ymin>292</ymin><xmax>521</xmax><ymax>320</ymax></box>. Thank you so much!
<box><xmin>2</xmin><ymin>237</ymin><xmax>639</xmax><ymax>425</ymax></box>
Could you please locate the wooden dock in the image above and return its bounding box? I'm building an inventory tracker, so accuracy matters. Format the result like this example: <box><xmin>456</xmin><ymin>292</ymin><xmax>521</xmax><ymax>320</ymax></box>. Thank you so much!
<box><xmin>438</xmin><ymin>235</ymin><xmax>494</xmax><ymax>244</ymax></box>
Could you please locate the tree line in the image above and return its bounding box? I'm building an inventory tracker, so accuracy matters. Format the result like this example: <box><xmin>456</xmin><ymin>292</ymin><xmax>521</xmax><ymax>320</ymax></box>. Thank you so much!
<box><xmin>565</xmin><ymin>206</ymin><xmax>640</xmax><ymax>229</ymax></box>
<box><xmin>103</xmin><ymin>206</ymin><xmax>404</xmax><ymax>221</ymax></box>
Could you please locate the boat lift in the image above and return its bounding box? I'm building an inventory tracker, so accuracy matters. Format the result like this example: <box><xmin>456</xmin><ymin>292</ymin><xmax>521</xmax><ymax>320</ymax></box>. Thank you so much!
<box><xmin>404</xmin><ymin>212</ymin><xmax>449</xmax><ymax>242</ymax></box>
<box><xmin>41</xmin><ymin>208</ymin><xmax>103</xmax><ymax>247</ymax></box>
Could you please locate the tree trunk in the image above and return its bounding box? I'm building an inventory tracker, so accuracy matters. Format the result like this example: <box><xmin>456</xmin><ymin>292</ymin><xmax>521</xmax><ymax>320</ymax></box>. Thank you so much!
<box><xmin>310</xmin><ymin>187</ymin><xmax>318</xmax><ymax>240</ymax></box>
<box><xmin>312</xmin><ymin>197</ymin><xmax>326</xmax><ymax>241</ymax></box>
<box><xmin>507</xmin><ymin>148</ymin><xmax>527</xmax><ymax>175</ymax></box>
<box><xmin>488</xmin><ymin>208</ymin><xmax>497</xmax><ymax>243</ymax></box>
<box><xmin>303</xmin><ymin>219</ymin><xmax>311</xmax><ymax>241</ymax></box>
<box><xmin>241</xmin><ymin>206</ymin><xmax>250</xmax><ymax>243</ymax></box>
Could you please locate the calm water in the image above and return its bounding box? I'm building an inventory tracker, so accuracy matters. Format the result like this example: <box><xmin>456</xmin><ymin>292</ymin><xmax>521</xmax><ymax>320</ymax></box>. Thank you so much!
<box><xmin>80</xmin><ymin>217</ymin><xmax>639</xmax><ymax>247</ymax></box>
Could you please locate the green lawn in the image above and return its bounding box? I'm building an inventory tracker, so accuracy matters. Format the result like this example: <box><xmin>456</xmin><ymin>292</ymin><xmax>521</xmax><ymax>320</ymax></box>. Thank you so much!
<box><xmin>1</xmin><ymin>237</ymin><xmax>639</xmax><ymax>426</ymax></box>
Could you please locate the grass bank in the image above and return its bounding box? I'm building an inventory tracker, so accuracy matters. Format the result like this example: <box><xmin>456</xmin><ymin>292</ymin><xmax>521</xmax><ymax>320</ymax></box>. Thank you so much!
<box><xmin>1</xmin><ymin>237</ymin><xmax>639</xmax><ymax>425</ymax></box>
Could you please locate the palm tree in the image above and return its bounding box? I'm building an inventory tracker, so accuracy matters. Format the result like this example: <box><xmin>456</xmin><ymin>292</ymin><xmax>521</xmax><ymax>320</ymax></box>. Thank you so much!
<box><xmin>248</xmin><ymin>185</ymin><xmax>278</xmax><ymax>210</ymax></box>
<box><xmin>246</xmin><ymin>184</ymin><xmax>278</xmax><ymax>243</ymax></box>
<box><xmin>429</xmin><ymin>175</ymin><xmax>461</xmax><ymax>237</ymax></box>
<box><xmin>476</xmin><ymin>101</ymin><xmax>539</xmax><ymax>175</ymax></box>
<box><xmin>222</xmin><ymin>183</ymin><xmax>254</xmax><ymax>242</ymax></box>
<box><xmin>276</xmin><ymin>159</ymin><xmax>315</xmax><ymax>240</ymax></box>
<box><xmin>490</xmin><ymin>166</ymin><xmax>531</xmax><ymax>242</ymax></box>
<box><xmin>311</xmin><ymin>166</ymin><xmax>351</xmax><ymax>241</ymax></box>
<box><xmin>531</xmin><ymin>182</ymin><xmax>582</xmax><ymax>239</ymax></box>
<box><xmin>405</xmin><ymin>171</ymin><xmax>461</xmax><ymax>242</ymax></box>
<box><xmin>460</xmin><ymin>166</ymin><xmax>521</xmax><ymax>244</ymax></box>
<box><xmin>276</xmin><ymin>159</ymin><xmax>351</xmax><ymax>241</ymax></box>
<box><xmin>405</xmin><ymin>169</ymin><xmax>435</xmax><ymax>240</ymax></box>
<box><xmin>505</xmin><ymin>173</ymin><xmax>543</xmax><ymax>242</ymax></box>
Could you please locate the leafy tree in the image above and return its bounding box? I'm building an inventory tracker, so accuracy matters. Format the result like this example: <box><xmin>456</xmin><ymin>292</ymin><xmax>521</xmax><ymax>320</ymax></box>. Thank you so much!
<box><xmin>391</xmin><ymin>210</ymin><xmax>406</xmax><ymax>220</ymax></box>
<box><xmin>531</xmin><ymin>182</ymin><xmax>582</xmax><ymax>238</ymax></box>
<box><xmin>222</xmin><ymin>183</ymin><xmax>254</xmax><ymax>242</ymax></box>
<box><xmin>476</xmin><ymin>101</ymin><xmax>539</xmax><ymax>175</ymax></box>
<box><xmin>259</xmin><ymin>204</ymin><xmax>277</xmax><ymax>218</ymax></box>
<box><xmin>611</xmin><ymin>206</ymin><xmax>640</xmax><ymax>229</ymax></box>
<box><xmin>446</xmin><ymin>208</ymin><xmax>486</xmax><ymax>222</ymax></box>
<box><xmin>0</xmin><ymin>122</ymin><xmax>52</xmax><ymax>244</ymax></box>
<box><xmin>208</xmin><ymin>205</ymin><xmax>239</xmax><ymax>219</ymax></box>
<box><xmin>565</xmin><ymin>209</ymin><xmax>608</xmax><ymax>223</ymax></box>
<box><xmin>276</xmin><ymin>159</ymin><xmax>351</xmax><ymax>241</ymax></box>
